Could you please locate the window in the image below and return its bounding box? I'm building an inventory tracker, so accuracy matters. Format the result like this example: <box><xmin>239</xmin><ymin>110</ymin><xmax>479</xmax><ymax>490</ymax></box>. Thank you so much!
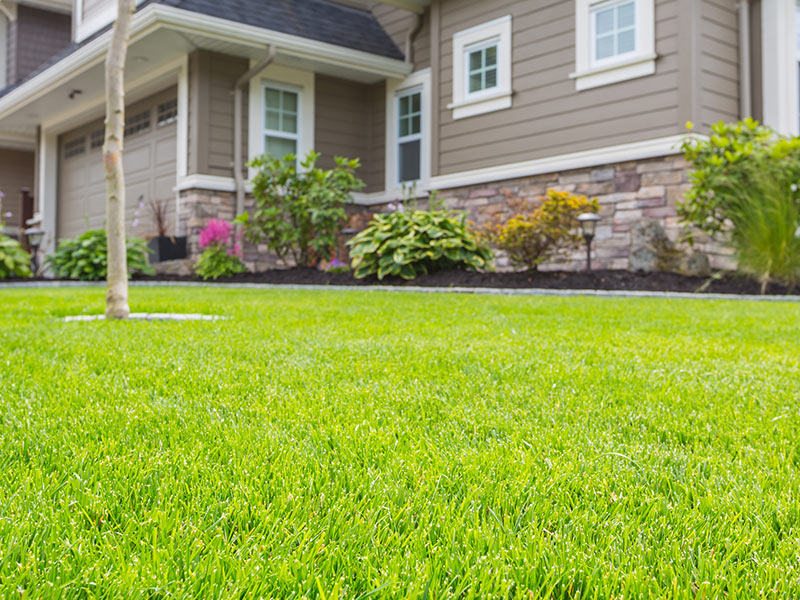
<box><xmin>467</xmin><ymin>42</ymin><xmax>498</xmax><ymax>94</ymax></box>
<box><xmin>397</xmin><ymin>89</ymin><xmax>422</xmax><ymax>183</ymax></box>
<box><xmin>264</xmin><ymin>86</ymin><xmax>299</xmax><ymax>160</ymax></box>
<box><xmin>571</xmin><ymin>0</ymin><xmax>656</xmax><ymax>91</ymax></box>
<box><xmin>124</xmin><ymin>110</ymin><xmax>151</xmax><ymax>137</ymax></box>
<box><xmin>90</xmin><ymin>128</ymin><xmax>104</xmax><ymax>150</ymax></box>
<box><xmin>449</xmin><ymin>16</ymin><xmax>513</xmax><ymax>120</ymax></box>
<box><xmin>157</xmin><ymin>99</ymin><xmax>178</xmax><ymax>127</ymax></box>
<box><xmin>248</xmin><ymin>64</ymin><xmax>314</xmax><ymax>171</ymax></box>
<box><xmin>592</xmin><ymin>1</ymin><xmax>636</xmax><ymax>64</ymax></box>
<box><xmin>64</xmin><ymin>137</ymin><xmax>86</xmax><ymax>159</ymax></box>
<box><xmin>386</xmin><ymin>69</ymin><xmax>431</xmax><ymax>193</ymax></box>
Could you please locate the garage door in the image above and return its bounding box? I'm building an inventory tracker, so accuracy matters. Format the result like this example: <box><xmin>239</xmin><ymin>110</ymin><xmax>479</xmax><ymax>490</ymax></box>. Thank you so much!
<box><xmin>57</xmin><ymin>87</ymin><xmax>178</xmax><ymax>242</ymax></box>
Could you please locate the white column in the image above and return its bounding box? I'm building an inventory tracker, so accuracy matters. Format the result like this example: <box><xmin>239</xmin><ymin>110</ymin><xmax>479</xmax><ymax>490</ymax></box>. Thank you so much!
<box><xmin>38</xmin><ymin>129</ymin><xmax>59</xmax><ymax>255</ymax></box>
<box><xmin>761</xmin><ymin>0</ymin><xmax>799</xmax><ymax>135</ymax></box>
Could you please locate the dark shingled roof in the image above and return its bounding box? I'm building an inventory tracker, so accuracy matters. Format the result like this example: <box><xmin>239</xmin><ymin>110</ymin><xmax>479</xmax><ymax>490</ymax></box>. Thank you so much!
<box><xmin>0</xmin><ymin>0</ymin><xmax>402</xmax><ymax>98</ymax></box>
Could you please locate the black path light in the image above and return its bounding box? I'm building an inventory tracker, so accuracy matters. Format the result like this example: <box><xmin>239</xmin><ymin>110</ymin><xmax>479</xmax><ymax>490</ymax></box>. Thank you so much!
<box><xmin>577</xmin><ymin>213</ymin><xmax>601</xmax><ymax>271</ymax></box>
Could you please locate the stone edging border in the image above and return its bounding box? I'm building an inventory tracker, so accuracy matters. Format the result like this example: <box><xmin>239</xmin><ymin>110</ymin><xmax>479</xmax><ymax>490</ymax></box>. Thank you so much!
<box><xmin>0</xmin><ymin>280</ymin><xmax>798</xmax><ymax>303</ymax></box>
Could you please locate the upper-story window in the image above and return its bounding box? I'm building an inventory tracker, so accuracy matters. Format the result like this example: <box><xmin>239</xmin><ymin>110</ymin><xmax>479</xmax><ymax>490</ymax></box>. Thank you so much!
<box><xmin>448</xmin><ymin>16</ymin><xmax>513</xmax><ymax>120</ymax></box>
<box><xmin>592</xmin><ymin>0</ymin><xmax>636</xmax><ymax>64</ymax></box>
<box><xmin>571</xmin><ymin>0</ymin><xmax>656</xmax><ymax>91</ymax></box>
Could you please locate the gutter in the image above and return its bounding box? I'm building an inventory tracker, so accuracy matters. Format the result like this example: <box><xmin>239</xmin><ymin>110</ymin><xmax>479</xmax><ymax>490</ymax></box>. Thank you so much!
<box><xmin>0</xmin><ymin>3</ymin><xmax>411</xmax><ymax>120</ymax></box>
<box><xmin>738</xmin><ymin>0</ymin><xmax>752</xmax><ymax>118</ymax></box>
<box><xmin>232</xmin><ymin>46</ymin><xmax>276</xmax><ymax>219</ymax></box>
<box><xmin>404</xmin><ymin>12</ymin><xmax>424</xmax><ymax>66</ymax></box>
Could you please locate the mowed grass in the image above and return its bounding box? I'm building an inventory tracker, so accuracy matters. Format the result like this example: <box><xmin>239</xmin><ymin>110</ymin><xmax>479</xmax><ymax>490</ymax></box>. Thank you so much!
<box><xmin>1</xmin><ymin>287</ymin><xmax>799</xmax><ymax>599</ymax></box>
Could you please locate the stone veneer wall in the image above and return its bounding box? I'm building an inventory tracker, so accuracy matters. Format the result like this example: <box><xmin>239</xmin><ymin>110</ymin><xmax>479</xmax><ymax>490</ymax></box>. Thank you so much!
<box><xmin>178</xmin><ymin>154</ymin><xmax>734</xmax><ymax>273</ymax></box>
<box><xmin>436</xmin><ymin>154</ymin><xmax>734</xmax><ymax>272</ymax></box>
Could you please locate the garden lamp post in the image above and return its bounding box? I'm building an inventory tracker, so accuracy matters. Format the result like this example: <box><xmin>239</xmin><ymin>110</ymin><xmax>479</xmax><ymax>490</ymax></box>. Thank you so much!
<box><xmin>577</xmin><ymin>213</ymin><xmax>601</xmax><ymax>271</ymax></box>
<box><xmin>24</xmin><ymin>226</ymin><xmax>45</xmax><ymax>274</ymax></box>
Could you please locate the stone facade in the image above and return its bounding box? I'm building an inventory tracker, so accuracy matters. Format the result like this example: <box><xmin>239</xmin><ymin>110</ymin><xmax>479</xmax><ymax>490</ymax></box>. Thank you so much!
<box><xmin>435</xmin><ymin>154</ymin><xmax>735</xmax><ymax>272</ymax></box>
<box><xmin>178</xmin><ymin>154</ymin><xmax>735</xmax><ymax>274</ymax></box>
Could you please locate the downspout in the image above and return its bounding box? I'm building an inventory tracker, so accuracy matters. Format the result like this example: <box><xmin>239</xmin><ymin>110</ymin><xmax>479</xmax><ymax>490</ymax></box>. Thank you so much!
<box><xmin>233</xmin><ymin>46</ymin><xmax>276</xmax><ymax>218</ymax></box>
<box><xmin>405</xmin><ymin>12</ymin><xmax>424</xmax><ymax>66</ymax></box>
<box><xmin>738</xmin><ymin>0</ymin><xmax>752</xmax><ymax>119</ymax></box>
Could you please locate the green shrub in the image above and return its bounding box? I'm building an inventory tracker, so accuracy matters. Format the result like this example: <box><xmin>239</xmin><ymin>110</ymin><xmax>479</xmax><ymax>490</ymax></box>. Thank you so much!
<box><xmin>680</xmin><ymin>120</ymin><xmax>800</xmax><ymax>291</ymax></box>
<box><xmin>680</xmin><ymin>119</ymin><xmax>800</xmax><ymax>237</ymax></box>
<box><xmin>477</xmin><ymin>189</ymin><xmax>599</xmax><ymax>271</ymax></box>
<box><xmin>726</xmin><ymin>169</ymin><xmax>800</xmax><ymax>293</ymax></box>
<box><xmin>47</xmin><ymin>229</ymin><xmax>154</xmax><ymax>281</ymax></box>
<box><xmin>0</xmin><ymin>235</ymin><xmax>32</xmax><ymax>279</ymax></box>
<box><xmin>348</xmin><ymin>201</ymin><xmax>493</xmax><ymax>280</ymax></box>
<box><xmin>237</xmin><ymin>151</ymin><xmax>364</xmax><ymax>267</ymax></box>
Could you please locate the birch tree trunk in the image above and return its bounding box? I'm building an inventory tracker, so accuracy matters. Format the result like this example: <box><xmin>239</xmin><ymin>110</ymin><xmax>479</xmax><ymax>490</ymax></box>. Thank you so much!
<box><xmin>104</xmin><ymin>0</ymin><xmax>136</xmax><ymax>319</ymax></box>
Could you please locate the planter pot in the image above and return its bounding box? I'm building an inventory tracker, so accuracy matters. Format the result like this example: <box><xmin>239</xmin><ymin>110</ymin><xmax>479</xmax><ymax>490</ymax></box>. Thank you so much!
<box><xmin>147</xmin><ymin>236</ymin><xmax>187</xmax><ymax>263</ymax></box>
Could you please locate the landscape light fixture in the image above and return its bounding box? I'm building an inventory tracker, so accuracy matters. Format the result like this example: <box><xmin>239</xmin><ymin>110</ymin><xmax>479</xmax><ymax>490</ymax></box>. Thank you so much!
<box><xmin>577</xmin><ymin>213</ymin><xmax>601</xmax><ymax>271</ymax></box>
<box><xmin>24</xmin><ymin>224</ymin><xmax>45</xmax><ymax>274</ymax></box>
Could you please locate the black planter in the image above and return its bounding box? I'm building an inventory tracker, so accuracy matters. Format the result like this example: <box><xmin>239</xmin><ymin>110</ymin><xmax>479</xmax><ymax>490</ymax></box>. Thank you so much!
<box><xmin>147</xmin><ymin>236</ymin><xmax>187</xmax><ymax>263</ymax></box>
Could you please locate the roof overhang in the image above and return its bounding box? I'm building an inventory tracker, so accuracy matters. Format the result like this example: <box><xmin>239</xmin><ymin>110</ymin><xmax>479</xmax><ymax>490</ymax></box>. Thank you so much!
<box><xmin>0</xmin><ymin>2</ymin><xmax>412</xmax><ymax>141</ymax></box>
<box><xmin>374</xmin><ymin>0</ymin><xmax>430</xmax><ymax>14</ymax></box>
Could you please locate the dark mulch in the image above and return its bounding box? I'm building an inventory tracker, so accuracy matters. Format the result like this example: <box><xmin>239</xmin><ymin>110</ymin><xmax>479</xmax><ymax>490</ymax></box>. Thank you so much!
<box><xmin>129</xmin><ymin>268</ymin><xmax>795</xmax><ymax>296</ymax></box>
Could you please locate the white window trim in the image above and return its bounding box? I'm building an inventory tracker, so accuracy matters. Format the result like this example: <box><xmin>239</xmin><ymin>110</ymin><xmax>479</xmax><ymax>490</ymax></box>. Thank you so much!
<box><xmin>448</xmin><ymin>15</ymin><xmax>512</xmax><ymax>120</ymax></box>
<box><xmin>386</xmin><ymin>68</ymin><xmax>431</xmax><ymax>194</ymax></box>
<box><xmin>74</xmin><ymin>0</ymin><xmax>147</xmax><ymax>43</ymax></box>
<box><xmin>0</xmin><ymin>14</ymin><xmax>7</xmax><ymax>90</ymax></box>
<box><xmin>761</xmin><ymin>0</ymin><xmax>800</xmax><ymax>135</ymax></box>
<box><xmin>248</xmin><ymin>64</ymin><xmax>314</xmax><ymax>176</ymax></box>
<box><xmin>571</xmin><ymin>0</ymin><xmax>656</xmax><ymax>91</ymax></box>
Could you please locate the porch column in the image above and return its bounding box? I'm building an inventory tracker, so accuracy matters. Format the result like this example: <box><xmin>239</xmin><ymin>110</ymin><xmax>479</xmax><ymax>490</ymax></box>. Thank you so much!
<box><xmin>38</xmin><ymin>129</ymin><xmax>58</xmax><ymax>255</ymax></box>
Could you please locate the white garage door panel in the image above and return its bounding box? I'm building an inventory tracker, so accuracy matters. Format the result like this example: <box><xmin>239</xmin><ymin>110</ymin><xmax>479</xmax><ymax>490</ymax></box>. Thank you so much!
<box><xmin>58</xmin><ymin>87</ymin><xmax>179</xmax><ymax>241</ymax></box>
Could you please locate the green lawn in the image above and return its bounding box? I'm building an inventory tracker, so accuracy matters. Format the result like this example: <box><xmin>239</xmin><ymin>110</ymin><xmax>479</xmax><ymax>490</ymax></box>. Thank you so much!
<box><xmin>1</xmin><ymin>287</ymin><xmax>799</xmax><ymax>599</ymax></box>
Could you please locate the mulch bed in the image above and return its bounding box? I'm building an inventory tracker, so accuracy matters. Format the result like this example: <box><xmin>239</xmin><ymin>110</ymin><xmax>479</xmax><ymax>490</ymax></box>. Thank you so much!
<box><xmin>130</xmin><ymin>268</ymin><xmax>796</xmax><ymax>296</ymax></box>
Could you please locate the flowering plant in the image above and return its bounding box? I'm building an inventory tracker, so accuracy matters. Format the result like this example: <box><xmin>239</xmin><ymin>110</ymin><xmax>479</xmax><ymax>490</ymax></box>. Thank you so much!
<box><xmin>195</xmin><ymin>219</ymin><xmax>247</xmax><ymax>280</ymax></box>
<box><xmin>325</xmin><ymin>258</ymin><xmax>350</xmax><ymax>273</ymax></box>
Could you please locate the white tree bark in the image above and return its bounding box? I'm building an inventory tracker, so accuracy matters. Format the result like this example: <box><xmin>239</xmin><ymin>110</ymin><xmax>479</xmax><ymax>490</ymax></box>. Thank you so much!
<box><xmin>104</xmin><ymin>0</ymin><xmax>135</xmax><ymax>319</ymax></box>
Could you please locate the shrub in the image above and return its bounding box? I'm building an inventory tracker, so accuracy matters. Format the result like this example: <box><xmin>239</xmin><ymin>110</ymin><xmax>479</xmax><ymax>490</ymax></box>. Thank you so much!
<box><xmin>0</xmin><ymin>235</ymin><xmax>32</xmax><ymax>279</ymax></box>
<box><xmin>348</xmin><ymin>199</ymin><xmax>493</xmax><ymax>280</ymax></box>
<box><xmin>237</xmin><ymin>151</ymin><xmax>364</xmax><ymax>267</ymax></box>
<box><xmin>47</xmin><ymin>229</ymin><xmax>154</xmax><ymax>281</ymax></box>
<box><xmin>680</xmin><ymin>120</ymin><xmax>800</xmax><ymax>291</ymax></box>
<box><xmin>478</xmin><ymin>189</ymin><xmax>599</xmax><ymax>271</ymax></box>
<box><xmin>195</xmin><ymin>219</ymin><xmax>247</xmax><ymax>281</ymax></box>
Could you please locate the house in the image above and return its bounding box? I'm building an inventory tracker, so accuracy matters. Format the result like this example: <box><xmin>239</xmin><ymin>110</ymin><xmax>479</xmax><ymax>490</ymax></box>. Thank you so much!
<box><xmin>0</xmin><ymin>0</ymin><xmax>797</xmax><ymax>271</ymax></box>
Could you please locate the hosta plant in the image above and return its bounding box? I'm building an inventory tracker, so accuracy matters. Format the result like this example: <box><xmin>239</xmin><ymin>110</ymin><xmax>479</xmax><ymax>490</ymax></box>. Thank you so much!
<box><xmin>47</xmin><ymin>229</ymin><xmax>154</xmax><ymax>281</ymax></box>
<box><xmin>478</xmin><ymin>189</ymin><xmax>599</xmax><ymax>270</ymax></box>
<box><xmin>348</xmin><ymin>205</ymin><xmax>493</xmax><ymax>280</ymax></box>
<box><xmin>194</xmin><ymin>219</ymin><xmax>247</xmax><ymax>281</ymax></box>
<box><xmin>0</xmin><ymin>235</ymin><xmax>32</xmax><ymax>279</ymax></box>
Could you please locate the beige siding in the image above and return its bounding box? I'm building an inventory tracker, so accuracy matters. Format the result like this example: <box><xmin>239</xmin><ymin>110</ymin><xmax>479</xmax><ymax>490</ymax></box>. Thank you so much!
<box><xmin>435</xmin><ymin>0</ymin><xmax>683</xmax><ymax>176</ymax></box>
<box><xmin>187</xmin><ymin>50</ymin><xmax>249</xmax><ymax>178</ymax></box>
<box><xmin>314</xmin><ymin>75</ymin><xmax>386</xmax><ymax>192</ymax></box>
<box><xmin>0</xmin><ymin>149</ymin><xmax>34</xmax><ymax>228</ymax></box>
<box><xmin>370</xmin><ymin>2</ymin><xmax>429</xmax><ymax>69</ymax></box>
<box><xmin>698</xmin><ymin>0</ymin><xmax>740</xmax><ymax>127</ymax></box>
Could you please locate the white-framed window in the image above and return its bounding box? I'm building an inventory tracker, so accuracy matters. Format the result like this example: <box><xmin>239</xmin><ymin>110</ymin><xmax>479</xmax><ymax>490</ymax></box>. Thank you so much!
<box><xmin>263</xmin><ymin>84</ymin><xmax>300</xmax><ymax>160</ymax></box>
<box><xmin>448</xmin><ymin>16</ymin><xmax>513</xmax><ymax>120</ymax></box>
<box><xmin>248</xmin><ymin>64</ymin><xmax>314</xmax><ymax>171</ymax></box>
<box><xmin>397</xmin><ymin>87</ymin><xmax>423</xmax><ymax>184</ymax></box>
<box><xmin>386</xmin><ymin>69</ymin><xmax>431</xmax><ymax>192</ymax></box>
<box><xmin>571</xmin><ymin>0</ymin><xmax>656</xmax><ymax>91</ymax></box>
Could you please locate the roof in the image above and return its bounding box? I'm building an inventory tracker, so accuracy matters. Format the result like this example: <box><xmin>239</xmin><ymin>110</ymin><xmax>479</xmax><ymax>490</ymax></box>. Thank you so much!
<box><xmin>142</xmin><ymin>0</ymin><xmax>403</xmax><ymax>59</ymax></box>
<box><xmin>0</xmin><ymin>0</ymin><xmax>403</xmax><ymax>99</ymax></box>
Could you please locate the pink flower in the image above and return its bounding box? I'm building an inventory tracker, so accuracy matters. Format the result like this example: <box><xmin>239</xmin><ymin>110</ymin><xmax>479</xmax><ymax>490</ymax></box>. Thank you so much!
<box><xmin>227</xmin><ymin>243</ymin><xmax>243</xmax><ymax>258</ymax></box>
<box><xmin>199</xmin><ymin>218</ymin><xmax>233</xmax><ymax>249</ymax></box>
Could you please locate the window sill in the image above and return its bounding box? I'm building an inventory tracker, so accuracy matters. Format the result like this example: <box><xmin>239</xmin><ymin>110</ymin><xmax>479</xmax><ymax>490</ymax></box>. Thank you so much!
<box><xmin>447</xmin><ymin>91</ymin><xmax>513</xmax><ymax>120</ymax></box>
<box><xmin>569</xmin><ymin>53</ymin><xmax>657</xmax><ymax>91</ymax></box>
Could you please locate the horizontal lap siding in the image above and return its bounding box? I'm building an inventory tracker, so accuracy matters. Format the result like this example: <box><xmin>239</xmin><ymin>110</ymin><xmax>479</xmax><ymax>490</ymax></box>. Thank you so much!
<box><xmin>0</xmin><ymin>150</ymin><xmax>34</xmax><ymax>228</ymax></box>
<box><xmin>371</xmin><ymin>3</ymin><xmax>429</xmax><ymax>69</ymax></box>
<box><xmin>314</xmin><ymin>75</ymin><xmax>385</xmax><ymax>192</ymax></box>
<box><xmin>699</xmin><ymin>0</ymin><xmax>740</xmax><ymax>126</ymax></box>
<box><xmin>437</xmin><ymin>0</ymin><xmax>682</xmax><ymax>176</ymax></box>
